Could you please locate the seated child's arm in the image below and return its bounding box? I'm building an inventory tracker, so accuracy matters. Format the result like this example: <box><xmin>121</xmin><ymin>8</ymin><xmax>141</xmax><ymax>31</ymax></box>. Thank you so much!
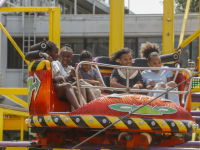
<box><xmin>96</xmin><ymin>77</ymin><xmax>103</xmax><ymax>85</ymax></box>
<box><xmin>63</xmin><ymin>68</ymin><xmax>75</xmax><ymax>82</ymax></box>
<box><xmin>132</xmin><ymin>81</ymin><xmax>144</xmax><ymax>89</ymax></box>
<box><xmin>167</xmin><ymin>77</ymin><xmax>173</xmax><ymax>82</ymax></box>
<box><xmin>84</xmin><ymin>79</ymin><xmax>102</xmax><ymax>86</ymax></box>
<box><xmin>110</xmin><ymin>78</ymin><xmax>126</xmax><ymax>88</ymax></box>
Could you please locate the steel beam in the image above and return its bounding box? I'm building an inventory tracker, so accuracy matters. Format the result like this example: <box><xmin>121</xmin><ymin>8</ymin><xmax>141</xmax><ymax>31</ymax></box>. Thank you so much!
<box><xmin>49</xmin><ymin>7</ymin><xmax>61</xmax><ymax>49</ymax></box>
<box><xmin>179</xmin><ymin>28</ymin><xmax>200</xmax><ymax>49</ymax></box>
<box><xmin>178</xmin><ymin>0</ymin><xmax>191</xmax><ymax>49</ymax></box>
<box><xmin>0</xmin><ymin>88</ymin><xmax>27</xmax><ymax>95</ymax></box>
<box><xmin>0</xmin><ymin>108</ymin><xmax>3</xmax><ymax>141</ymax></box>
<box><xmin>3</xmin><ymin>95</ymin><xmax>28</xmax><ymax>109</ymax></box>
<box><xmin>0</xmin><ymin>22</ymin><xmax>29</xmax><ymax>65</ymax></box>
<box><xmin>109</xmin><ymin>0</ymin><xmax>124</xmax><ymax>55</ymax></box>
<box><xmin>199</xmin><ymin>0</ymin><xmax>200</xmax><ymax>74</ymax></box>
<box><xmin>3</xmin><ymin>109</ymin><xmax>29</xmax><ymax>117</ymax></box>
<box><xmin>162</xmin><ymin>0</ymin><xmax>174</xmax><ymax>54</ymax></box>
<box><xmin>20</xmin><ymin>116</ymin><xmax>24</xmax><ymax>141</ymax></box>
<box><xmin>0</xmin><ymin>7</ymin><xmax>57</xmax><ymax>12</ymax></box>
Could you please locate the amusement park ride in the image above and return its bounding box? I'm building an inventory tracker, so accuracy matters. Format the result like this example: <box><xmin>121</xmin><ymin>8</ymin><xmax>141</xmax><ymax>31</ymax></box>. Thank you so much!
<box><xmin>0</xmin><ymin>0</ymin><xmax>200</xmax><ymax>150</ymax></box>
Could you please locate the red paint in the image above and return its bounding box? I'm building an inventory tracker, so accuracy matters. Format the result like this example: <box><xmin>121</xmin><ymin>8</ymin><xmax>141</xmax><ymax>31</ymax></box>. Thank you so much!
<box><xmin>29</xmin><ymin>68</ymin><xmax>71</xmax><ymax>116</ymax></box>
<box><xmin>69</xmin><ymin>94</ymin><xmax>194</xmax><ymax>121</ymax></box>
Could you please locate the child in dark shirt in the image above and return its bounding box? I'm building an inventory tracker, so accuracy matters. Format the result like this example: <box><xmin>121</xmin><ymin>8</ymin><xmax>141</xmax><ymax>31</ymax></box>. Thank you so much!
<box><xmin>110</xmin><ymin>47</ymin><xmax>143</xmax><ymax>92</ymax></box>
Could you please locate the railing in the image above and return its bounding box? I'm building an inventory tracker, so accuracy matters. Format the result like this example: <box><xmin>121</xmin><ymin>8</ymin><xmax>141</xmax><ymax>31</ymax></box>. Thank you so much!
<box><xmin>75</xmin><ymin>61</ymin><xmax>192</xmax><ymax>109</ymax></box>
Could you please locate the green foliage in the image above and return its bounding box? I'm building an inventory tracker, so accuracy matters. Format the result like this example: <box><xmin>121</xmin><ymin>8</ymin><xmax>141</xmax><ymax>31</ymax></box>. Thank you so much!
<box><xmin>175</xmin><ymin>0</ymin><xmax>199</xmax><ymax>13</ymax></box>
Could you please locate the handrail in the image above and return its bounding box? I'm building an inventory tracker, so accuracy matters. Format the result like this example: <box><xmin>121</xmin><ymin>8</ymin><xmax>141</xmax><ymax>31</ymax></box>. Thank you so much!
<box><xmin>94</xmin><ymin>65</ymin><xmax>107</xmax><ymax>87</ymax></box>
<box><xmin>75</xmin><ymin>61</ymin><xmax>192</xmax><ymax>109</ymax></box>
<box><xmin>173</xmin><ymin>63</ymin><xmax>180</xmax><ymax>81</ymax></box>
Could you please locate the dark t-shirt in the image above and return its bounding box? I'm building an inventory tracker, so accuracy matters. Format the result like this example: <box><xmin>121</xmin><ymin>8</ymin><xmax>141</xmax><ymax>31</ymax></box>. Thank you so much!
<box><xmin>110</xmin><ymin>68</ymin><xmax>143</xmax><ymax>87</ymax></box>
<box><xmin>80</xmin><ymin>67</ymin><xmax>99</xmax><ymax>80</ymax></box>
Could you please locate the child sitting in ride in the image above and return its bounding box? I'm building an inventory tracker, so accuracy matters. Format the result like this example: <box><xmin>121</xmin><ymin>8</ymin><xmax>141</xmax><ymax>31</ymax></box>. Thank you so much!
<box><xmin>44</xmin><ymin>40</ymin><xmax>93</xmax><ymax>109</ymax></box>
<box><xmin>59</xmin><ymin>45</ymin><xmax>96</xmax><ymax>102</ymax></box>
<box><xmin>78</xmin><ymin>50</ymin><xmax>102</xmax><ymax>98</ymax></box>
<box><xmin>110</xmin><ymin>48</ymin><xmax>143</xmax><ymax>91</ymax></box>
<box><xmin>139</xmin><ymin>42</ymin><xmax>180</xmax><ymax>105</ymax></box>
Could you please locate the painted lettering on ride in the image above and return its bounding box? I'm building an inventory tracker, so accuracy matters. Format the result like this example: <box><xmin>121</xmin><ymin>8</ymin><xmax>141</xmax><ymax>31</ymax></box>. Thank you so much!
<box><xmin>109</xmin><ymin>104</ymin><xmax>177</xmax><ymax>115</ymax></box>
<box><xmin>27</xmin><ymin>73</ymin><xmax>41</xmax><ymax>107</ymax></box>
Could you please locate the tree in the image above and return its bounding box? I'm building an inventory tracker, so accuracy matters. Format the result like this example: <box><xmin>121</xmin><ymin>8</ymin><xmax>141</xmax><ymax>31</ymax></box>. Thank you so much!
<box><xmin>175</xmin><ymin>0</ymin><xmax>199</xmax><ymax>13</ymax></box>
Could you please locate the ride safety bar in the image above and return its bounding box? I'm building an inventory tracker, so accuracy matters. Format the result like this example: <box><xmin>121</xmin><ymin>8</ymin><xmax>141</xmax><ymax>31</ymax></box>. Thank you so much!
<box><xmin>75</xmin><ymin>61</ymin><xmax>192</xmax><ymax>109</ymax></box>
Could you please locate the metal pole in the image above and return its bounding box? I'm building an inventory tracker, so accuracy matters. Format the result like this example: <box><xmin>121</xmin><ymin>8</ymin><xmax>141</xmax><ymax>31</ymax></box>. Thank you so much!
<box><xmin>0</xmin><ymin>108</ymin><xmax>3</xmax><ymax>141</ymax></box>
<box><xmin>74</xmin><ymin>0</ymin><xmax>77</xmax><ymax>15</ymax></box>
<box><xmin>199</xmin><ymin>0</ymin><xmax>200</xmax><ymax>74</ymax></box>
<box><xmin>126</xmin><ymin>69</ymin><xmax>129</xmax><ymax>93</ymax></box>
<box><xmin>20</xmin><ymin>116</ymin><xmax>24</xmax><ymax>141</ymax></box>
<box><xmin>162</xmin><ymin>0</ymin><xmax>174</xmax><ymax>54</ymax></box>
<box><xmin>178</xmin><ymin>0</ymin><xmax>191</xmax><ymax>49</ymax></box>
<box><xmin>93</xmin><ymin>0</ymin><xmax>95</xmax><ymax>14</ymax></box>
<box><xmin>0</xmin><ymin>12</ymin><xmax>1</xmax><ymax>79</ymax></box>
<box><xmin>128</xmin><ymin>0</ymin><xmax>130</xmax><ymax>14</ymax></box>
<box><xmin>109</xmin><ymin>0</ymin><xmax>124</xmax><ymax>55</ymax></box>
<box><xmin>75</xmin><ymin>66</ymin><xmax>83</xmax><ymax>106</ymax></box>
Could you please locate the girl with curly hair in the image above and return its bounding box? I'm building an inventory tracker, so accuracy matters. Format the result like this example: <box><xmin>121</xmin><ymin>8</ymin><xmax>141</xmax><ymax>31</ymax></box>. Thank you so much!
<box><xmin>110</xmin><ymin>47</ymin><xmax>143</xmax><ymax>92</ymax></box>
<box><xmin>140</xmin><ymin>42</ymin><xmax>180</xmax><ymax>105</ymax></box>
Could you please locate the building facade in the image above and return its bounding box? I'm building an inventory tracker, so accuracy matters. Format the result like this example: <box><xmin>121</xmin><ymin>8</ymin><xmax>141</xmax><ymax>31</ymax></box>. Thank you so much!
<box><xmin>0</xmin><ymin>0</ymin><xmax>199</xmax><ymax>108</ymax></box>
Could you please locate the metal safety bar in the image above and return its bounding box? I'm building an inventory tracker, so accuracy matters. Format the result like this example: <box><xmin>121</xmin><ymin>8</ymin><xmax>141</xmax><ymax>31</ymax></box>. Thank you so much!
<box><xmin>75</xmin><ymin>61</ymin><xmax>192</xmax><ymax>109</ymax></box>
<box><xmin>173</xmin><ymin>63</ymin><xmax>180</xmax><ymax>81</ymax></box>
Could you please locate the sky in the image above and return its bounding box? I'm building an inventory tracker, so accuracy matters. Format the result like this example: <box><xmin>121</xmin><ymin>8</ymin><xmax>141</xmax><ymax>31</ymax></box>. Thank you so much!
<box><xmin>105</xmin><ymin>0</ymin><xmax>164</xmax><ymax>14</ymax></box>
<box><xmin>125</xmin><ymin>0</ymin><xmax>164</xmax><ymax>14</ymax></box>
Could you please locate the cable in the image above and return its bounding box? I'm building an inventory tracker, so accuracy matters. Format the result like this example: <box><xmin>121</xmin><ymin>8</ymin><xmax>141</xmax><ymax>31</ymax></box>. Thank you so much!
<box><xmin>70</xmin><ymin>71</ymin><xmax>200</xmax><ymax>150</ymax></box>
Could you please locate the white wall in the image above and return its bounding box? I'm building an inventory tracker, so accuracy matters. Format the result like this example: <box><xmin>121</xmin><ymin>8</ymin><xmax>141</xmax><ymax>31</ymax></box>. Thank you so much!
<box><xmin>5</xmin><ymin>14</ymin><xmax>199</xmax><ymax>37</ymax></box>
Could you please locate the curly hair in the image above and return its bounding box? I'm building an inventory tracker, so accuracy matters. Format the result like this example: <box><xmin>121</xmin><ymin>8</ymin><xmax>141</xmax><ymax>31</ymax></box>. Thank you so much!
<box><xmin>110</xmin><ymin>47</ymin><xmax>133</xmax><ymax>61</ymax></box>
<box><xmin>80</xmin><ymin>50</ymin><xmax>93</xmax><ymax>61</ymax></box>
<box><xmin>42</xmin><ymin>38</ymin><xmax>58</xmax><ymax>52</ymax></box>
<box><xmin>139</xmin><ymin>42</ymin><xmax>160</xmax><ymax>62</ymax></box>
<box><xmin>60</xmin><ymin>45</ymin><xmax>73</xmax><ymax>55</ymax></box>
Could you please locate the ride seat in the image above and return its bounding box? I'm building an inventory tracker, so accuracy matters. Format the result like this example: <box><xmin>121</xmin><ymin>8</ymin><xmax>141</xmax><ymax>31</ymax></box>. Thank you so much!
<box><xmin>69</xmin><ymin>54</ymin><xmax>80</xmax><ymax>67</ymax></box>
<box><xmin>28</xmin><ymin>60</ymin><xmax>71</xmax><ymax>116</ymax></box>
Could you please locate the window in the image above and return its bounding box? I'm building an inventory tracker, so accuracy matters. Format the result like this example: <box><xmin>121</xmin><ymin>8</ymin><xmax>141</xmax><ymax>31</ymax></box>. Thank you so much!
<box><xmin>175</xmin><ymin>37</ymin><xmax>190</xmax><ymax>68</ymax></box>
<box><xmin>7</xmin><ymin>38</ymin><xmax>23</xmax><ymax>69</ymax></box>
<box><xmin>138</xmin><ymin>37</ymin><xmax>163</xmax><ymax>58</ymax></box>
<box><xmin>124</xmin><ymin>38</ymin><xmax>137</xmax><ymax>58</ymax></box>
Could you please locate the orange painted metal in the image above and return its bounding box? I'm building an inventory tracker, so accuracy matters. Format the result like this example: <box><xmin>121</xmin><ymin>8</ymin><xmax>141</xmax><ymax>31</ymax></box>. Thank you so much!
<box><xmin>29</xmin><ymin>69</ymin><xmax>71</xmax><ymax>116</ymax></box>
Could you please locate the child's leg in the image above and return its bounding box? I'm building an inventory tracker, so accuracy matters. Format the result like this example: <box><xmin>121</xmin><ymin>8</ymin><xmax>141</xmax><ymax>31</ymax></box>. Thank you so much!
<box><xmin>78</xmin><ymin>79</ymin><xmax>96</xmax><ymax>102</ymax></box>
<box><xmin>72</xmin><ymin>86</ymin><xmax>87</xmax><ymax>105</ymax></box>
<box><xmin>72</xmin><ymin>80</ymin><xmax>87</xmax><ymax>100</ymax></box>
<box><xmin>55</xmin><ymin>83</ymin><xmax>81</xmax><ymax>109</ymax></box>
<box><xmin>166</xmin><ymin>81</ymin><xmax>180</xmax><ymax>105</ymax></box>
<box><xmin>86</xmin><ymin>88</ymin><xmax>96</xmax><ymax>102</ymax></box>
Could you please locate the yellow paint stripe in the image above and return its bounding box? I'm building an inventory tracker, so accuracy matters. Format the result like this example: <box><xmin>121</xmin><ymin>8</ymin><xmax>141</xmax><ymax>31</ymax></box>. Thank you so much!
<box><xmin>191</xmin><ymin>121</ymin><xmax>196</xmax><ymax>132</ymax></box>
<box><xmin>44</xmin><ymin>115</ymin><xmax>57</xmax><ymax>126</ymax></box>
<box><xmin>106</xmin><ymin>116</ymin><xmax>128</xmax><ymax>129</ymax></box>
<box><xmin>81</xmin><ymin>115</ymin><xmax>104</xmax><ymax>128</ymax></box>
<box><xmin>60</xmin><ymin>115</ymin><xmax>78</xmax><ymax>127</ymax></box>
<box><xmin>99</xmin><ymin>69</ymin><xmax>113</xmax><ymax>73</ymax></box>
<box><xmin>153</xmin><ymin>119</ymin><xmax>171</xmax><ymax>132</ymax></box>
<box><xmin>28</xmin><ymin>61</ymin><xmax>35</xmax><ymax>72</ymax></box>
<box><xmin>33</xmin><ymin>116</ymin><xmax>42</xmax><ymax>127</ymax></box>
<box><xmin>132</xmin><ymin>118</ymin><xmax>152</xmax><ymax>131</ymax></box>
<box><xmin>174</xmin><ymin>120</ymin><xmax>187</xmax><ymax>132</ymax></box>
<box><xmin>36</xmin><ymin>60</ymin><xmax>46</xmax><ymax>71</ymax></box>
<box><xmin>5</xmin><ymin>147</ymin><xmax>29</xmax><ymax>150</ymax></box>
<box><xmin>36</xmin><ymin>60</ymin><xmax>51</xmax><ymax>71</ymax></box>
<box><xmin>53</xmin><ymin>149</ymin><xmax>80</xmax><ymax>150</ymax></box>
